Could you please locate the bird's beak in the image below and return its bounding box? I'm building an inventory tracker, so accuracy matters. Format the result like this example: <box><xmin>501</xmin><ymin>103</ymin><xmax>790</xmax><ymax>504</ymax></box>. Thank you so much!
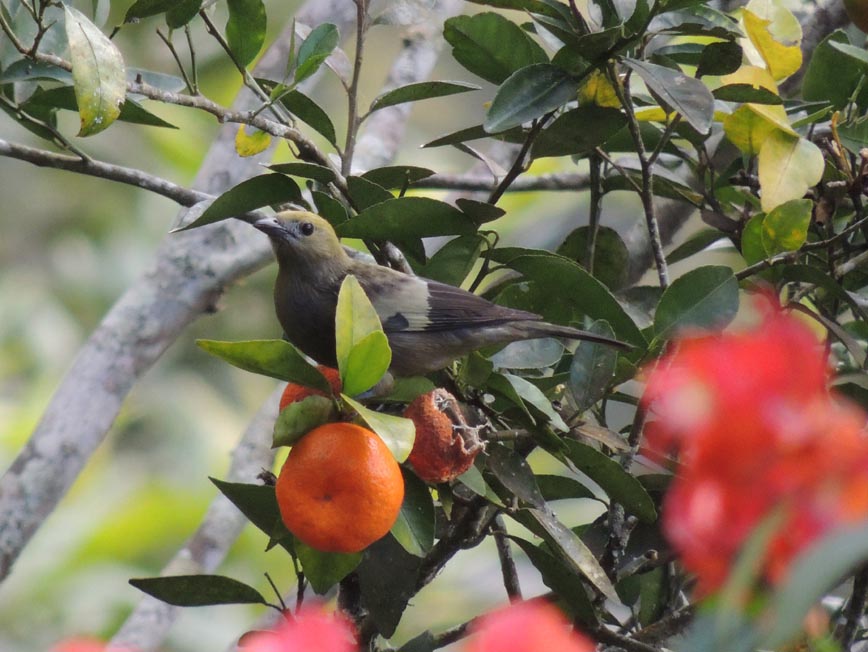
<box><xmin>252</xmin><ymin>216</ymin><xmax>288</xmax><ymax>238</ymax></box>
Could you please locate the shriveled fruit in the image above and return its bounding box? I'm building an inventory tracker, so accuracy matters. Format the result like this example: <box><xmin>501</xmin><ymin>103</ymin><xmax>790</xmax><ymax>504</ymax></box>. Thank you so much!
<box><xmin>275</xmin><ymin>422</ymin><xmax>404</xmax><ymax>553</ymax></box>
<box><xmin>404</xmin><ymin>389</ymin><xmax>483</xmax><ymax>483</ymax></box>
<box><xmin>845</xmin><ymin>0</ymin><xmax>868</xmax><ymax>32</ymax></box>
<box><xmin>279</xmin><ymin>365</ymin><xmax>342</xmax><ymax>411</ymax></box>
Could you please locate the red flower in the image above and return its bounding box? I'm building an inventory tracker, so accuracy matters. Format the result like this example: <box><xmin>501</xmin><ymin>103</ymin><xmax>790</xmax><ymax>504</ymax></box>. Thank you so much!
<box><xmin>642</xmin><ymin>301</ymin><xmax>868</xmax><ymax>593</ymax></box>
<box><xmin>51</xmin><ymin>638</ymin><xmax>133</xmax><ymax>652</ymax></box>
<box><xmin>467</xmin><ymin>601</ymin><xmax>595</xmax><ymax>652</ymax></box>
<box><xmin>239</xmin><ymin>608</ymin><xmax>357</xmax><ymax>652</ymax></box>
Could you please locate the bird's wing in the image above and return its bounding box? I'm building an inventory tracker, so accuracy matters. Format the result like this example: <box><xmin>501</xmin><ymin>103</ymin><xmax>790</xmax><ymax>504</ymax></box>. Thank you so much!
<box><xmin>360</xmin><ymin>269</ymin><xmax>542</xmax><ymax>333</ymax></box>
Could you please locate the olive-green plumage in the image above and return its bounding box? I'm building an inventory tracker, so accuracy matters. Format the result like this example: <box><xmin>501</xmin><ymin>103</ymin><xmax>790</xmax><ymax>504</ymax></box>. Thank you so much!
<box><xmin>255</xmin><ymin>210</ymin><xmax>629</xmax><ymax>376</ymax></box>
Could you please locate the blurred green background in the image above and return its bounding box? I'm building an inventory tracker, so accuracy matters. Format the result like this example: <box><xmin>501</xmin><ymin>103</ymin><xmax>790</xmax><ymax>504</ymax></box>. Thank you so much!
<box><xmin>0</xmin><ymin>0</ymin><xmax>705</xmax><ymax>649</ymax></box>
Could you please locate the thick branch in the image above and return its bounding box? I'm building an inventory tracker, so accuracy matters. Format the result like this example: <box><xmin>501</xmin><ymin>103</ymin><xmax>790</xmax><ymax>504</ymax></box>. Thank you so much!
<box><xmin>109</xmin><ymin>388</ymin><xmax>281</xmax><ymax>652</ymax></box>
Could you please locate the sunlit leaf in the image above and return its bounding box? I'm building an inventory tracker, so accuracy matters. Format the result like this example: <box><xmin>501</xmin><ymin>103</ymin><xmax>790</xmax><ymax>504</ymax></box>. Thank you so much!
<box><xmin>757</xmin><ymin>132</ymin><xmax>824</xmax><ymax>212</ymax></box>
<box><xmin>335</xmin><ymin>275</ymin><xmax>391</xmax><ymax>396</ymax></box>
<box><xmin>234</xmin><ymin>125</ymin><xmax>271</xmax><ymax>157</ymax></box>
<box><xmin>342</xmin><ymin>395</ymin><xmax>415</xmax><ymax>462</ymax></box>
<box><xmin>64</xmin><ymin>5</ymin><xmax>126</xmax><ymax>136</ymax></box>
<box><xmin>761</xmin><ymin>198</ymin><xmax>812</xmax><ymax>255</ymax></box>
<box><xmin>272</xmin><ymin>395</ymin><xmax>336</xmax><ymax>447</ymax></box>
<box><xmin>742</xmin><ymin>8</ymin><xmax>801</xmax><ymax>81</ymax></box>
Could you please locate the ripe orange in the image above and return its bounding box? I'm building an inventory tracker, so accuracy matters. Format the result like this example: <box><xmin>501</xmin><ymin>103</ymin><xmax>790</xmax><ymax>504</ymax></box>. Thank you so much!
<box><xmin>279</xmin><ymin>366</ymin><xmax>342</xmax><ymax>411</ymax></box>
<box><xmin>404</xmin><ymin>389</ymin><xmax>483</xmax><ymax>483</ymax></box>
<box><xmin>275</xmin><ymin>422</ymin><xmax>404</xmax><ymax>553</ymax></box>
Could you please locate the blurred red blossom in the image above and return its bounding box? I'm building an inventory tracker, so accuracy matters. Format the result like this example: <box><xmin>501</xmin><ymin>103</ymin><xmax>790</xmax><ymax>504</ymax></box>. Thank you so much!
<box><xmin>467</xmin><ymin>601</ymin><xmax>595</xmax><ymax>652</ymax></box>
<box><xmin>50</xmin><ymin>637</ymin><xmax>133</xmax><ymax>652</ymax></box>
<box><xmin>239</xmin><ymin>607</ymin><xmax>356</xmax><ymax>652</ymax></box>
<box><xmin>642</xmin><ymin>299</ymin><xmax>868</xmax><ymax>593</ymax></box>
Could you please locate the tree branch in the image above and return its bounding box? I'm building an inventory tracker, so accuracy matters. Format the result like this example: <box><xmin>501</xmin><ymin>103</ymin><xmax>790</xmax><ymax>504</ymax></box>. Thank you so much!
<box><xmin>109</xmin><ymin>388</ymin><xmax>281</xmax><ymax>652</ymax></box>
<box><xmin>415</xmin><ymin>171</ymin><xmax>591</xmax><ymax>193</ymax></box>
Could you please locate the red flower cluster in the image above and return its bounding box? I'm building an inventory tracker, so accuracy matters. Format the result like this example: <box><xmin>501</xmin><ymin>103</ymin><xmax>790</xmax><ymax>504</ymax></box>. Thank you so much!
<box><xmin>467</xmin><ymin>601</ymin><xmax>595</xmax><ymax>652</ymax></box>
<box><xmin>239</xmin><ymin>607</ymin><xmax>356</xmax><ymax>652</ymax></box>
<box><xmin>643</xmin><ymin>301</ymin><xmax>868</xmax><ymax>593</ymax></box>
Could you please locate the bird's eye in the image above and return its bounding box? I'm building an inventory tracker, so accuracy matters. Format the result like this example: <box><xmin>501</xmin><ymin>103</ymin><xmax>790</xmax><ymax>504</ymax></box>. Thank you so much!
<box><xmin>300</xmin><ymin>221</ymin><xmax>315</xmax><ymax>236</ymax></box>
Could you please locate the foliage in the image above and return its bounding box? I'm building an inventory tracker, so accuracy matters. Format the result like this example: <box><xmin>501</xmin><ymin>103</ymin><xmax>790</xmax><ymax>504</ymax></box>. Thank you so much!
<box><xmin>3</xmin><ymin>0</ymin><xmax>868</xmax><ymax>651</ymax></box>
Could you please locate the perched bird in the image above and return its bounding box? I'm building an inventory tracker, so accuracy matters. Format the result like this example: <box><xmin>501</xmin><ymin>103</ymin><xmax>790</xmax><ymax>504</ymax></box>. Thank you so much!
<box><xmin>254</xmin><ymin>211</ymin><xmax>630</xmax><ymax>376</ymax></box>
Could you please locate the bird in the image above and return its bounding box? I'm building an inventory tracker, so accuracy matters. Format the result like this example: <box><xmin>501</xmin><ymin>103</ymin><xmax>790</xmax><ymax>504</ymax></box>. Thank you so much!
<box><xmin>253</xmin><ymin>210</ymin><xmax>631</xmax><ymax>376</ymax></box>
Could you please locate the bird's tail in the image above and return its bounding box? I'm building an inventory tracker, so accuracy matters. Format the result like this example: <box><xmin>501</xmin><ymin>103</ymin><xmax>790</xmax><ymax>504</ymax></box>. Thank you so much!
<box><xmin>518</xmin><ymin>321</ymin><xmax>634</xmax><ymax>351</ymax></box>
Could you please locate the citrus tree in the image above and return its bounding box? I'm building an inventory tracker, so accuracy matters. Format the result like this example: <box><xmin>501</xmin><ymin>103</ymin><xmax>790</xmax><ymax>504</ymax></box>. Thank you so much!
<box><xmin>3</xmin><ymin>0</ymin><xmax>868</xmax><ymax>651</ymax></box>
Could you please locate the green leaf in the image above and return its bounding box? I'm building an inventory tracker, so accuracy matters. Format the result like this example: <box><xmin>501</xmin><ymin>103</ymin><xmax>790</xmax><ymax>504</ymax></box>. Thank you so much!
<box><xmin>623</xmin><ymin>58</ymin><xmax>714</xmax><ymax>134</ymax></box>
<box><xmin>196</xmin><ymin>339</ymin><xmax>331</xmax><ymax>391</ymax></box>
<box><xmin>456</xmin><ymin>198</ymin><xmax>506</xmax><ymax>224</ymax></box>
<box><xmin>557</xmin><ymin>226</ymin><xmax>629</xmax><ymax>291</ymax></box>
<box><xmin>422</xmin><ymin>124</ymin><xmax>527</xmax><ymax>148</ymax></box>
<box><xmin>312</xmin><ymin>191</ymin><xmax>350</xmax><ymax>226</ymax></box>
<box><xmin>129</xmin><ymin>575</ymin><xmax>266</xmax><ymax>606</ymax></box>
<box><xmin>268</xmin><ymin>162</ymin><xmax>336</xmax><ymax>183</ymax></box>
<box><xmin>507</xmin><ymin>255</ymin><xmax>645</xmax><ymax>347</ymax></box>
<box><xmin>531</xmin><ymin>106</ymin><xmax>627</xmax><ymax>158</ymax></box>
<box><xmin>757</xmin><ymin>132</ymin><xmax>824</xmax><ymax>212</ymax></box>
<box><xmin>804</xmin><ymin>33</ymin><xmax>868</xmax><ymax>109</ymax></box>
<box><xmin>712</xmin><ymin>84</ymin><xmax>783</xmax><ymax>104</ymax></box>
<box><xmin>654</xmin><ymin>266</ymin><xmax>739</xmax><ymax>340</ymax></box>
<box><xmin>337</xmin><ymin>197</ymin><xmax>476</xmax><ymax>239</ymax></box>
<box><xmin>124</xmin><ymin>0</ymin><xmax>176</xmax><ymax>21</ymax></box>
<box><xmin>23</xmin><ymin>86</ymin><xmax>176</xmax><ymax>129</ymax></box>
<box><xmin>342</xmin><ymin>395</ymin><xmax>415</xmax><ymax>463</ymax></box>
<box><xmin>361</xmin><ymin>166</ymin><xmax>436</xmax><ymax>189</ymax></box>
<box><xmin>357</xmin><ymin>536</ymin><xmax>423</xmax><ymax>637</ymax></box>
<box><xmin>416</xmin><ymin>234</ymin><xmax>485</xmax><ymax>286</ymax></box>
<box><xmin>696</xmin><ymin>40</ymin><xmax>743</xmax><ymax>77</ymax></box>
<box><xmin>272</xmin><ymin>87</ymin><xmax>338</xmax><ymax>146</ymax></box>
<box><xmin>484</xmin><ymin>63</ymin><xmax>579</xmax><ymax>133</ymax></box>
<box><xmin>296</xmin><ymin>543</ymin><xmax>362</xmax><ymax>594</ymax></box>
<box><xmin>763</xmin><ymin>524</ymin><xmax>868</xmax><ymax>647</ymax></box>
<box><xmin>502</xmin><ymin>373</ymin><xmax>569</xmax><ymax>432</ymax></box>
<box><xmin>511</xmin><ymin>536</ymin><xmax>598</xmax><ymax>625</ymax></box>
<box><xmin>335</xmin><ymin>275</ymin><xmax>391</xmax><ymax>396</ymax></box>
<box><xmin>210</xmin><ymin>479</ymin><xmax>287</xmax><ymax>544</ymax></box>
<box><xmin>64</xmin><ymin>5</ymin><xmax>126</xmax><ymax>136</ymax></box>
<box><xmin>370</xmin><ymin>80</ymin><xmax>480</xmax><ymax>113</ymax></box>
<box><xmin>346</xmin><ymin>175</ymin><xmax>394</xmax><ymax>211</ymax></box>
<box><xmin>390</xmin><ymin>469</ymin><xmax>435</xmax><ymax>557</ymax></box>
<box><xmin>740</xmin><ymin>214</ymin><xmax>767</xmax><ymax>266</ymax></box>
<box><xmin>226</xmin><ymin>0</ymin><xmax>266</xmax><ymax>68</ymax></box>
<box><xmin>761</xmin><ymin>198</ymin><xmax>812</xmax><ymax>255</ymax></box>
<box><xmin>443</xmin><ymin>12</ymin><xmax>548</xmax><ymax>84</ymax></box>
<box><xmin>272</xmin><ymin>395</ymin><xmax>336</xmax><ymax>447</ymax></box>
<box><xmin>485</xmin><ymin>443</ymin><xmax>545</xmax><ymax>508</ymax></box>
<box><xmin>535</xmin><ymin>474</ymin><xmax>597</xmax><ymax>501</ymax></box>
<box><xmin>666</xmin><ymin>228</ymin><xmax>726</xmax><ymax>265</ymax></box>
<box><xmin>179</xmin><ymin>174</ymin><xmax>302</xmax><ymax>230</ymax></box>
<box><xmin>569</xmin><ymin>320</ymin><xmax>618</xmax><ymax>412</ymax></box>
<box><xmin>295</xmin><ymin>23</ymin><xmax>339</xmax><ymax>84</ymax></box>
<box><xmin>521</xmin><ymin>507</ymin><xmax>618</xmax><ymax>600</ymax></box>
<box><xmin>562</xmin><ymin>440</ymin><xmax>657</xmax><ymax>523</ymax></box>
<box><xmin>489</xmin><ymin>338</ymin><xmax>564</xmax><ymax>370</ymax></box>
<box><xmin>166</xmin><ymin>0</ymin><xmax>202</xmax><ymax>28</ymax></box>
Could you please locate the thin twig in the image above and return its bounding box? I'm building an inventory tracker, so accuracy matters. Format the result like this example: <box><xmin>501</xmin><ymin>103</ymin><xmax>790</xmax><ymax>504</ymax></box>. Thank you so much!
<box><xmin>493</xmin><ymin>515</ymin><xmax>522</xmax><ymax>601</ymax></box>
<box><xmin>416</xmin><ymin>171</ymin><xmax>592</xmax><ymax>193</ymax></box>
<box><xmin>156</xmin><ymin>28</ymin><xmax>195</xmax><ymax>93</ymax></box>
<box><xmin>487</xmin><ymin>117</ymin><xmax>552</xmax><ymax>204</ymax></box>
<box><xmin>342</xmin><ymin>0</ymin><xmax>368</xmax><ymax>176</ymax></box>
<box><xmin>607</xmin><ymin>61</ymin><xmax>669</xmax><ymax>288</ymax></box>
<box><xmin>590</xmin><ymin>626</ymin><xmax>666</xmax><ymax>652</ymax></box>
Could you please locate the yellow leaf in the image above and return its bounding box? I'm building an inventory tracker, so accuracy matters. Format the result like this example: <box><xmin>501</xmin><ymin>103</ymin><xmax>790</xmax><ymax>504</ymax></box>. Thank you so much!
<box><xmin>720</xmin><ymin>65</ymin><xmax>778</xmax><ymax>93</ymax></box>
<box><xmin>579</xmin><ymin>70</ymin><xmax>621</xmax><ymax>108</ymax></box>
<box><xmin>235</xmin><ymin>125</ymin><xmax>272</xmax><ymax>157</ymax></box>
<box><xmin>635</xmin><ymin>107</ymin><xmax>669</xmax><ymax>122</ymax></box>
<box><xmin>758</xmin><ymin>132</ymin><xmax>824</xmax><ymax>212</ymax></box>
<box><xmin>742</xmin><ymin>8</ymin><xmax>802</xmax><ymax>81</ymax></box>
<box><xmin>722</xmin><ymin>104</ymin><xmax>790</xmax><ymax>154</ymax></box>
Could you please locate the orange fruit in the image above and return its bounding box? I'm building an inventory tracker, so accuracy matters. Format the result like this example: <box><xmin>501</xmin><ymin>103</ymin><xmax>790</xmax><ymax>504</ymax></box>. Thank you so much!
<box><xmin>275</xmin><ymin>422</ymin><xmax>404</xmax><ymax>553</ymax></box>
<box><xmin>279</xmin><ymin>366</ymin><xmax>342</xmax><ymax>411</ymax></box>
<box><xmin>404</xmin><ymin>389</ymin><xmax>483</xmax><ymax>483</ymax></box>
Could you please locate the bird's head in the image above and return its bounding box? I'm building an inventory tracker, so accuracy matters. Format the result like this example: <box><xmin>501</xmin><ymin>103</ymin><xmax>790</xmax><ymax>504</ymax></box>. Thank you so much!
<box><xmin>254</xmin><ymin>211</ymin><xmax>348</xmax><ymax>270</ymax></box>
